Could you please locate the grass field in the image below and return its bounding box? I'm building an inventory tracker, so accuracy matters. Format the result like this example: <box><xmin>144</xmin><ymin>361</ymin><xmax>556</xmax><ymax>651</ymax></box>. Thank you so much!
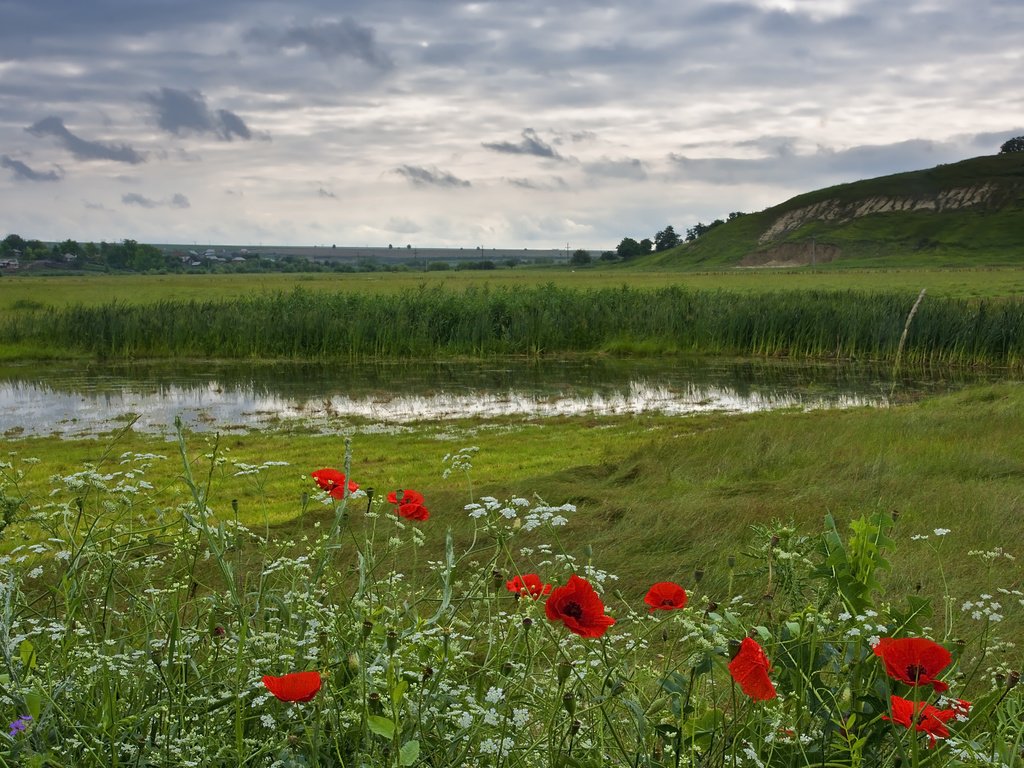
<box><xmin>4</xmin><ymin>381</ymin><xmax>1022</xmax><ymax>625</ymax></box>
<box><xmin>3</xmin><ymin>265</ymin><xmax>1024</xmax><ymax>319</ymax></box>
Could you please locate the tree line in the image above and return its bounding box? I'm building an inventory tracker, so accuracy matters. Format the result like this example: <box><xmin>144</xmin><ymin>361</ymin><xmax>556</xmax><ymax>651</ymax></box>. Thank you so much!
<box><xmin>568</xmin><ymin>212</ymin><xmax>748</xmax><ymax>265</ymax></box>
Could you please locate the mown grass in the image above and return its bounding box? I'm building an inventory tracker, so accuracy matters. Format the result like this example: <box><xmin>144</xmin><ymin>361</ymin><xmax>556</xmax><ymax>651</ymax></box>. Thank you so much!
<box><xmin>4</xmin><ymin>285</ymin><xmax>1024</xmax><ymax>366</ymax></box>
<box><xmin>4</xmin><ymin>382</ymin><xmax>1023</xmax><ymax>639</ymax></box>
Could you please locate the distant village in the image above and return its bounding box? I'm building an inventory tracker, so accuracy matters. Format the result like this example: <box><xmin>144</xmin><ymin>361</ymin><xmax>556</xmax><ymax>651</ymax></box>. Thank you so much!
<box><xmin>0</xmin><ymin>234</ymin><xmax>588</xmax><ymax>274</ymax></box>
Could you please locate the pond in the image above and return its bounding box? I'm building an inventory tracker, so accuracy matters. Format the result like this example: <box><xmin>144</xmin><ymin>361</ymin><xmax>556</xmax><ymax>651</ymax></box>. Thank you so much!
<box><xmin>0</xmin><ymin>358</ymin><xmax>1007</xmax><ymax>438</ymax></box>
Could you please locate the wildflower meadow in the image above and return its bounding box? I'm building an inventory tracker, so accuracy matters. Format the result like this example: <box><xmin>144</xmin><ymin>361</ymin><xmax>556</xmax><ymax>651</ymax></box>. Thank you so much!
<box><xmin>1</xmin><ymin>422</ymin><xmax>1022</xmax><ymax>767</ymax></box>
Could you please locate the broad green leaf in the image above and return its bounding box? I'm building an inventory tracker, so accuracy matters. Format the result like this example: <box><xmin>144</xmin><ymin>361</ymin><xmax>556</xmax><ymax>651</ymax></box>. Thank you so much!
<box><xmin>399</xmin><ymin>739</ymin><xmax>420</xmax><ymax>766</ymax></box>
<box><xmin>366</xmin><ymin>715</ymin><xmax>396</xmax><ymax>740</ymax></box>
<box><xmin>20</xmin><ymin>638</ymin><xmax>37</xmax><ymax>670</ymax></box>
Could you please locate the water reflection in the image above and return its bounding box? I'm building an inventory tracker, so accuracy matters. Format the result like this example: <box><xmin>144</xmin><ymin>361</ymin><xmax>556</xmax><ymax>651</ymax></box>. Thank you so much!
<box><xmin>0</xmin><ymin>359</ymin><xmax>1001</xmax><ymax>438</ymax></box>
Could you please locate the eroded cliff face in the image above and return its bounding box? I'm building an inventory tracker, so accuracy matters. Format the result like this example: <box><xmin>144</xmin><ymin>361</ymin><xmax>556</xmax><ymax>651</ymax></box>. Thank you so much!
<box><xmin>757</xmin><ymin>183</ymin><xmax>1001</xmax><ymax>244</ymax></box>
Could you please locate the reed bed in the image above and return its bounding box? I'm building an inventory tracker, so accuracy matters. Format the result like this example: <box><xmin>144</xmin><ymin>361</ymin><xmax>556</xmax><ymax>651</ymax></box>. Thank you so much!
<box><xmin>5</xmin><ymin>285</ymin><xmax>1024</xmax><ymax>366</ymax></box>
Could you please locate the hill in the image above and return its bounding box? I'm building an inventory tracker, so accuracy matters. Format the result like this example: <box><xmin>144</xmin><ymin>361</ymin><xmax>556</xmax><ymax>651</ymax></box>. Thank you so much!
<box><xmin>643</xmin><ymin>152</ymin><xmax>1024</xmax><ymax>269</ymax></box>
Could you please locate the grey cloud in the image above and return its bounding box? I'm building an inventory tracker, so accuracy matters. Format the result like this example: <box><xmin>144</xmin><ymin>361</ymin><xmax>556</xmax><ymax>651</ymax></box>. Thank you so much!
<box><xmin>318</xmin><ymin>187</ymin><xmax>337</xmax><ymax>198</ymax></box>
<box><xmin>122</xmin><ymin>192</ymin><xmax>190</xmax><ymax>208</ymax></box>
<box><xmin>247</xmin><ymin>18</ymin><xmax>393</xmax><ymax>69</ymax></box>
<box><xmin>145</xmin><ymin>87</ymin><xmax>252</xmax><ymax>140</ymax></box>
<box><xmin>583</xmin><ymin>157</ymin><xmax>647</xmax><ymax>180</ymax></box>
<box><xmin>667</xmin><ymin>139</ymin><xmax>961</xmax><ymax>186</ymax></box>
<box><xmin>483</xmin><ymin>129</ymin><xmax>563</xmax><ymax>160</ymax></box>
<box><xmin>122</xmin><ymin>192</ymin><xmax>158</xmax><ymax>208</ymax></box>
<box><xmin>26</xmin><ymin>116</ymin><xmax>144</xmax><ymax>164</ymax></box>
<box><xmin>395</xmin><ymin>165</ymin><xmax>470</xmax><ymax>188</ymax></box>
<box><xmin>506</xmin><ymin>176</ymin><xmax>569</xmax><ymax>191</ymax></box>
<box><xmin>384</xmin><ymin>217</ymin><xmax>421</xmax><ymax>234</ymax></box>
<box><xmin>1</xmin><ymin>154</ymin><xmax>62</xmax><ymax>181</ymax></box>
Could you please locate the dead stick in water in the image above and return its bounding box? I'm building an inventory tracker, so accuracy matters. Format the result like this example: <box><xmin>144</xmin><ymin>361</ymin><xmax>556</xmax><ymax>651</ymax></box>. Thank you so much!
<box><xmin>892</xmin><ymin>288</ymin><xmax>927</xmax><ymax>384</ymax></box>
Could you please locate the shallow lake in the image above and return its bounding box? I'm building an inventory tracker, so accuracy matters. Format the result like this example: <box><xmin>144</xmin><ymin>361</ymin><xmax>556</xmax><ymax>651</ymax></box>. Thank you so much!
<box><xmin>0</xmin><ymin>358</ymin><xmax>1007</xmax><ymax>438</ymax></box>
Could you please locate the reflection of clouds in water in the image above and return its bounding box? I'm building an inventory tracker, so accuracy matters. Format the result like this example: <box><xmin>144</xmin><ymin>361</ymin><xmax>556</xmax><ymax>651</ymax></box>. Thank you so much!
<box><xmin>0</xmin><ymin>378</ymin><xmax>885</xmax><ymax>438</ymax></box>
<box><xmin>288</xmin><ymin>382</ymin><xmax>882</xmax><ymax>423</ymax></box>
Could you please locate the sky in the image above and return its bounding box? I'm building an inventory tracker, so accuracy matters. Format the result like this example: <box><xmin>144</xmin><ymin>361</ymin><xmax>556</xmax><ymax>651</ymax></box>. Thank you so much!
<box><xmin>1</xmin><ymin>0</ymin><xmax>1021</xmax><ymax>250</ymax></box>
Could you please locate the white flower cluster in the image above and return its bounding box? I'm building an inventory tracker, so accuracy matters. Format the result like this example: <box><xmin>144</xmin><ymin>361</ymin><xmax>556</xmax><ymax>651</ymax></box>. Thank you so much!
<box><xmin>962</xmin><ymin>593</ymin><xmax>1004</xmax><ymax>622</ymax></box>
<box><xmin>465</xmin><ymin>495</ymin><xmax>530</xmax><ymax>520</ymax></box>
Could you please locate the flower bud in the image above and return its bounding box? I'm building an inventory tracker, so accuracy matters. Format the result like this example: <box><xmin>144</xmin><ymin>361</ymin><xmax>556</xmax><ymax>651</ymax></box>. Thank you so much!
<box><xmin>386</xmin><ymin>629</ymin><xmax>398</xmax><ymax>654</ymax></box>
<box><xmin>694</xmin><ymin>568</ymin><xmax>704</xmax><ymax>583</ymax></box>
<box><xmin>557</xmin><ymin>660</ymin><xmax>572</xmax><ymax>686</ymax></box>
<box><xmin>362</xmin><ymin>619</ymin><xmax>373</xmax><ymax>639</ymax></box>
<box><xmin>501</xmin><ymin>661</ymin><xmax>514</xmax><ymax>676</ymax></box>
<box><xmin>368</xmin><ymin>692</ymin><xmax>382</xmax><ymax>714</ymax></box>
<box><xmin>287</xmin><ymin>734</ymin><xmax>300</xmax><ymax>747</ymax></box>
<box><xmin>492</xmin><ymin>570</ymin><xmax>504</xmax><ymax>590</ymax></box>
<box><xmin>727</xmin><ymin>555</ymin><xmax>736</xmax><ymax>569</ymax></box>
<box><xmin>522</xmin><ymin>617</ymin><xmax>533</xmax><ymax>631</ymax></box>
<box><xmin>1007</xmin><ymin>670</ymin><xmax>1020</xmax><ymax>689</ymax></box>
<box><xmin>231</xmin><ymin>499</ymin><xmax>238</xmax><ymax>513</ymax></box>
<box><xmin>562</xmin><ymin>692</ymin><xmax>576</xmax><ymax>716</ymax></box>
<box><xmin>570</xmin><ymin>719</ymin><xmax>581</xmax><ymax>736</ymax></box>
<box><xmin>422</xmin><ymin>666</ymin><xmax>434</xmax><ymax>682</ymax></box>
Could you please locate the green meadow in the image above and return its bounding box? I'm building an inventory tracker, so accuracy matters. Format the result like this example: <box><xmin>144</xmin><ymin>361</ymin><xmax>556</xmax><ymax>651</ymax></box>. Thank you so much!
<box><xmin>4</xmin><ymin>266</ymin><xmax>1024</xmax><ymax>317</ymax></box>
<box><xmin>3</xmin><ymin>266</ymin><xmax>1024</xmax><ymax>766</ymax></box>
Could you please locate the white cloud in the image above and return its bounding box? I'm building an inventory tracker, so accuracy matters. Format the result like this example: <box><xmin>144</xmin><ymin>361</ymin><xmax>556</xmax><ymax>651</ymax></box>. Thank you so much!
<box><xmin>0</xmin><ymin>0</ymin><xmax>1020</xmax><ymax>248</ymax></box>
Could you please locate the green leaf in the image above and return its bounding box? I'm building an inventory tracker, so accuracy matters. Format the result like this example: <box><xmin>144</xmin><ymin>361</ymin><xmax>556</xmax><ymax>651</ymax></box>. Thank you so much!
<box><xmin>20</xmin><ymin>638</ymin><xmax>37</xmax><ymax>670</ymax></box>
<box><xmin>25</xmin><ymin>689</ymin><xmax>41</xmax><ymax>720</ymax></box>
<box><xmin>399</xmin><ymin>739</ymin><xmax>420</xmax><ymax>766</ymax></box>
<box><xmin>392</xmin><ymin>679</ymin><xmax>409</xmax><ymax>708</ymax></box>
<box><xmin>366</xmin><ymin>715</ymin><xmax>396</xmax><ymax>740</ymax></box>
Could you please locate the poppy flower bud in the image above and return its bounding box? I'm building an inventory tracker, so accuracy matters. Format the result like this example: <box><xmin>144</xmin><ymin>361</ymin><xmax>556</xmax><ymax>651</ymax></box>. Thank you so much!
<box><xmin>362</xmin><ymin>619</ymin><xmax>373</xmax><ymax>639</ymax></box>
<box><xmin>727</xmin><ymin>639</ymin><xmax>742</xmax><ymax>660</ymax></box>
<box><xmin>583</xmin><ymin>544</ymin><xmax>593</xmax><ymax>559</ymax></box>
<box><xmin>368</xmin><ymin>692</ymin><xmax>382</xmax><ymax>714</ymax></box>
<box><xmin>570</xmin><ymin>719</ymin><xmax>582</xmax><ymax>736</ymax></box>
<box><xmin>231</xmin><ymin>499</ymin><xmax>238</xmax><ymax>513</ymax></box>
<box><xmin>557</xmin><ymin>660</ymin><xmax>572</xmax><ymax>686</ymax></box>
<box><xmin>300</xmin><ymin>491</ymin><xmax>309</xmax><ymax>507</ymax></box>
<box><xmin>347</xmin><ymin>652</ymin><xmax>360</xmax><ymax>674</ymax></box>
<box><xmin>501</xmin><ymin>661</ymin><xmax>514</xmax><ymax>676</ymax></box>
<box><xmin>562</xmin><ymin>692</ymin><xmax>576</xmax><ymax>716</ymax></box>
<box><xmin>386</xmin><ymin>629</ymin><xmax>398</xmax><ymax>654</ymax></box>
<box><xmin>706</xmin><ymin>601</ymin><xmax>719</xmax><ymax>614</ymax></box>
<box><xmin>609</xmin><ymin>678</ymin><xmax>625</xmax><ymax>696</ymax></box>
<box><xmin>212</xmin><ymin>625</ymin><xmax>226</xmax><ymax>639</ymax></box>
<box><xmin>694</xmin><ymin>568</ymin><xmax>704</xmax><ymax>583</ymax></box>
<box><xmin>769</xmin><ymin>535</ymin><xmax>780</xmax><ymax>549</ymax></box>
<box><xmin>522</xmin><ymin>617</ymin><xmax>533</xmax><ymax>631</ymax></box>
<box><xmin>1007</xmin><ymin>671</ymin><xmax>1020</xmax><ymax>689</ymax></box>
<box><xmin>891</xmin><ymin>509</ymin><xmax>900</xmax><ymax>521</ymax></box>
<box><xmin>492</xmin><ymin>570</ymin><xmax>504</xmax><ymax>590</ymax></box>
<box><xmin>287</xmin><ymin>734</ymin><xmax>300</xmax><ymax>747</ymax></box>
<box><xmin>422</xmin><ymin>666</ymin><xmax>434</xmax><ymax>682</ymax></box>
<box><xmin>727</xmin><ymin>555</ymin><xmax>736</xmax><ymax>569</ymax></box>
<box><xmin>995</xmin><ymin>673</ymin><xmax>1006</xmax><ymax>686</ymax></box>
<box><xmin>954</xmin><ymin>638</ymin><xmax>966</xmax><ymax>650</ymax></box>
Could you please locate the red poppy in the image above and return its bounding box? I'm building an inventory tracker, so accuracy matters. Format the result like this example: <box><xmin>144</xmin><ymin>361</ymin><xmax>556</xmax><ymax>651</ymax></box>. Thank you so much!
<box><xmin>311</xmin><ymin>468</ymin><xmax>359</xmax><ymax>500</ymax></box>
<box><xmin>545</xmin><ymin>574</ymin><xmax>616</xmax><ymax>638</ymax></box>
<box><xmin>262</xmin><ymin>671</ymin><xmax>322</xmax><ymax>703</ymax></box>
<box><xmin>728</xmin><ymin>637</ymin><xmax>777</xmax><ymax>700</ymax></box>
<box><xmin>506</xmin><ymin>573</ymin><xmax>552</xmax><ymax>599</ymax></box>
<box><xmin>883</xmin><ymin>695</ymin><xmax>957</xmax><ymax>748</ymax></box>
<box><xmin>644</xmin><ymin>581</ymin><xmax>688</xmax><ymax>612</ymax></box>
<box><xmin>873</xmin><ymin>637</ymin><xmax>951</xmax><ymax>693</ymax></box>
<box><xmin>387</xmin><ymin>489</ymin><xmax>429</xmax><ymax>521</ymax></box>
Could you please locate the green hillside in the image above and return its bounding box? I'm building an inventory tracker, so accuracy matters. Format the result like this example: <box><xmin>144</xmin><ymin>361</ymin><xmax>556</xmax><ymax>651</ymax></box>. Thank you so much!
<box><xmin>643</xmin><ymin>152</ymin><xmax>1024</xmax><ymax>270</ymax></box>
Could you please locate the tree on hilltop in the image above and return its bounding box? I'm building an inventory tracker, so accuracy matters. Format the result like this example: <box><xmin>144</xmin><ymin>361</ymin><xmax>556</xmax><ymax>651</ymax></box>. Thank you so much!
<box><xmin>654</xmin><ymin>225</ymin><xmax>681</xmax><ymax>252</ymax></box>
<box><xmin>999</xmin><ymin>136</ymin><xmax>1024</xmax><ymax>154</ymax></box>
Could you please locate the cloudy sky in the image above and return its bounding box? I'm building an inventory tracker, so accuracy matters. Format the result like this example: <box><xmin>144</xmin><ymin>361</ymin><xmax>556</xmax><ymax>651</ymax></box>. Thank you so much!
<box><xmin>1</xmin><ymin>0</ymin><xmax>1021</xmax><ymax>249</ymax></box>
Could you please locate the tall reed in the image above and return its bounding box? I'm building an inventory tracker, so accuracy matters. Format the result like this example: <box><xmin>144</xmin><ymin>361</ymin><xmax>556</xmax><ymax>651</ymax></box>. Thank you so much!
<box><xmin>5</xmin><ymin>285</ymin><xmax>1023</xmax><ymax>366</ymax></box>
